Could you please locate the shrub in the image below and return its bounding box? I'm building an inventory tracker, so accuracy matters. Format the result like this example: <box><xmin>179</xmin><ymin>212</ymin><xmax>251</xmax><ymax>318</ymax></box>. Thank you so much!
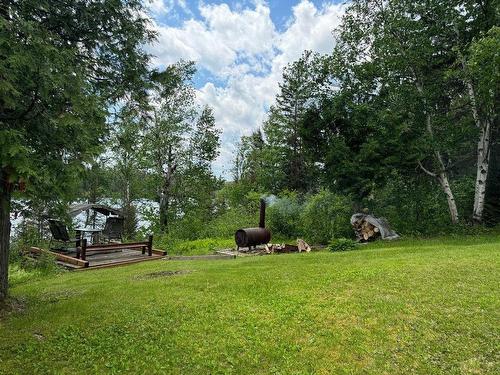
<box><xmin>21</xmin><ymin>251</ymin><xmax>60</xmax><ymax>275</ymax></box>
<box><xmin>9</xmin><ymin>222</ymin><xmax>40</xmax><ymax>263</ymax></box>
<box><xmin>267</xmin><ymin>193</ymin><xmax>302</xmax><ymax>238</ymax></box>
<box><xmin>301</xmin><ymin>190</ymin><xmax>353</xmax><ymax>244</ymax></box>
<box><xmin>328</xmin><ymin>238</ymin><xmax>357</xmax><ymax>252</ymax></box>
<box><xmin>365</xmin><ymin>173</ymin><xmax>477</xmax><ymax>236</ymax></box>
<box><xmin>199</xmin><ymin>207</ymin><xmax>258</xmax><ymax>239</ymax></box>
<box><xmin>153</xmin><ymin>234</ymin><xmax>234</xmax><ymax>255</ymax></box>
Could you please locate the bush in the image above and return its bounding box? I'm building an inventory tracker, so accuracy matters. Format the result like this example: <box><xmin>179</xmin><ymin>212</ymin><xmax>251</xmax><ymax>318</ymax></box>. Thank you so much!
<box><xmin>199</xmin><ymin>207</ymin><xmax>258</xmax><ymax>239</ymax></box>
<box><xmin>328</xmin><ymin>238</ymin><xmax>357</xmax><ymax>252</ymax></box>
<box><xmin>365</xmin><ymin>173</ymin><xmax>477</xmax><ymax>236</ymax></box>
<box><xmin>21</xmin><ymin>251</ymin><xmax>60</xmax><ymax>275</ymax></box>
<box><xmin>153</xmin><ymin>234</ymin><xmax>234</xmax><ymax>255</ymax></box>
<box><xmin>9</xmin><ymin>222</ymin><xmax>41</xmax><ymax>263</ymax></box>
<box><xmin>301</xmin><ymin>190</ymin><xmax>353</xmax><ymax>244</ymax></box>
<box><xmin>267</xmin><ymin>192</ymin><xmax>302</xmax><ymax>238</ymax></box>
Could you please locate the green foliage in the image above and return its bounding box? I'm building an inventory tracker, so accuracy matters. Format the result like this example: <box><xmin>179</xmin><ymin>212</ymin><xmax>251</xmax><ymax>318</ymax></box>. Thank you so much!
<box><xmin>267</xmin><ymin>193</ymin><xmax>303</xmax><ymax>239</ymax></box>
<box><xmin>0</xmin><ymin>0</ymin><xmax>155</xmax><ymax>299</ymax></box>
<box><xmin>122</xmin><ymin>204</ymin><xmax>138</xmax><ymax>239</ymax></box>
<box><xmin>467</xmin><ymin>26</ymin><xmax>500</xmax><ymax>119</ymax></box>
<box><xmin>328</xmin><ymin>238</ymin><xmax>357</xmax><ymax>252</ymax></box>
<box><xmin>154</xmin><ymin>237</ymin><xmax>235</xmax><ymax>256</ymax></box>
<box><xmin>9</xmin><ymin>222</ymin><xmax>60</xmax><ymax>278</ymax></box>
<box><xmin>198</xmin><ymin>208</ymin><xmax>257</xmax><ymax>239</ymax></box>
<box><xmin>142</xmin><ymin>61</ymin><xmax>221</xmax><ymax>233</ymax></box>
<box><xmin>1</xmin><ymin>0</ymin><xmax>154</xmax><ymax>189</ymax></box>
<box><xmin>301</xmin><ymin>190</ymin><xmax>353</xmax><ymax>244</ymax></box>
<box><xmin>20</xmin><ymin>252</ymin><xmax>60</xmax><ymax>276</ymax></box>
<box><xmin>366</xmin><ymin>174</ymin><xmax>451</xmax><ymax>236</ymax></box>
<box><xmin>262</xmin><ymin>51</ymin><xmax>330</xmax><ymax>193</ymax></box>
<box><xmin>364</xmin><ymin>173</ymin><xmax>479</xmax><ymax>236</ymax></box>
<box><xmin>232</xmin><ymin>130</ymin><xmax>268</xmax><ymax>189</ymax></box>
<box><xmin>9</xmin><ymin>222</ymin><xmax>41</xmax><ymax>263</ymax></box>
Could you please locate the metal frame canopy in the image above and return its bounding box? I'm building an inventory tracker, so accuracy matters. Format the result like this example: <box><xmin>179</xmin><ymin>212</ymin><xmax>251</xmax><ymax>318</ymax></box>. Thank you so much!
<box><xmin>68</xmin><ymin>203</ymin><xmax>124</xmax><ymax>218</ymax></box>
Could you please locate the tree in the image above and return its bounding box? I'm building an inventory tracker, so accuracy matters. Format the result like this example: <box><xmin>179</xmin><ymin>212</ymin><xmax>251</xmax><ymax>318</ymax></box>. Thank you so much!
<box><xmin>232</xmin><ymin>130</ymin><xmax>267</xmax><ymax>188</ymax></box>
<box><xmin>459</xmin><ymin>26</ymin><xmax>499</xmax><ymax>222</ymax></box>
<box><xmin>143</xmin><ymin>62</ymin><xmax>220</xmax><ymax>233</ymax></box>
<box><xmin>80</xmin><ymin>159</ymin><xmax>111</xmax><ymax>227</ymax></box>
<box><xmin>111</xmin><ymin>105</ymin><xmax>147</xmax><ymax>238</ymax></box>
<box><xmin>300</xmin><ymin>86</ymin><xmax>421</xmax><ymax>200</ymax></box>
<box><xmin>0</xmin><ymin>0</ymin><xmax>154</xmax><ymax>302</ymax></box>
<box><xmin>331</xmin><ymin>0</ymin><xmax>498</xmax><ymax>224</ymax></box>
<box><xmin>263</xmin><ymin>51</ymin><xmax>331</xmax><ymax>193</ymax></box>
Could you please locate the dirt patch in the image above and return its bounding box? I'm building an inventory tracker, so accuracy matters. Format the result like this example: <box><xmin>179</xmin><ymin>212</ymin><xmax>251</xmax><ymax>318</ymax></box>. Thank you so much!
<box><xmin>33</xmin><ymin>332</ymin><xmax>45</xmax><ymax>341</ymax></box>
<box><xmin>40</xmin><ymin>289</ymin><xmax>84</xmax><ymax>304</ymax></box>
<box><xmin>0</xmin><ymin>297</ymin><xmax>27</xmax><ymax>320</ymax></box>
<box><xmin>135</xmin><ymin>270</ymin><xmax>193</xmax><ymax>280</ymax></box>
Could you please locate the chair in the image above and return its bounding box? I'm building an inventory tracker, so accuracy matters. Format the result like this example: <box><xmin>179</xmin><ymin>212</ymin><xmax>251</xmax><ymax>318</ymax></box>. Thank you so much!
<box><xmin>101</xmin><ymin>217</ymin><xmax>124</xmax><ymax>243</ymax></box>
<box><xmin>47</xmin><ymin>219</ymin><xmax>80</xmax><ymax>253</ymax></box>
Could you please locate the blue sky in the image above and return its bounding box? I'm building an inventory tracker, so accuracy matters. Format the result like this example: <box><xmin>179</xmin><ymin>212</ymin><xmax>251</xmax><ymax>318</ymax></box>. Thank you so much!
<box><xmin>146</xmin><ymin>0</ymin><xmax>346</xmax><ymax>178</ymax></box>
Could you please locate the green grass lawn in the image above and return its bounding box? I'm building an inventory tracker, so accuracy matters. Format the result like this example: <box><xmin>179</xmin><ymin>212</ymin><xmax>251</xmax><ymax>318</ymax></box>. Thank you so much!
<box><xmin>1</xmin><ymin>236</ymin><xmax>499</xmax><ymax>374</ymax></box>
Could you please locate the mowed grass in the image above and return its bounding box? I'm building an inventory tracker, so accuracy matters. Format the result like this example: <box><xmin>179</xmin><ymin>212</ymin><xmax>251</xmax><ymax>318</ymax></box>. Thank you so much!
<box><xmin>1</xmin><ymin>237</ymin><xmax>499</xmax><ymax>374</ymax></box>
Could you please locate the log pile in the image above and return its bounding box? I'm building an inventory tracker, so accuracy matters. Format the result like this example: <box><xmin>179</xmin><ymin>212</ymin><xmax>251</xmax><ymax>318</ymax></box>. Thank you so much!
<box><xmin>352</xmin><ymin>218</ymin><xmax>380</xmax><ymax>241</ymax></box>
<box><xmin>264</xmin><ymin>239</ymin><xmax>311</xmax><ymax>254</ymax></box>
<box><xmin>297</xmin><ymin>239</ymin><xmax>311</xmax><ymax>252</ymax></box>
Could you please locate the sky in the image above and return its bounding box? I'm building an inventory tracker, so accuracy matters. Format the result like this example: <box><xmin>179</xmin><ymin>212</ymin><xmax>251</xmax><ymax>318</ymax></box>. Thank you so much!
<box><xmin>145</xmin><ymin>0</ymin><xmax>346</xmax><ymax>178</ymax></box>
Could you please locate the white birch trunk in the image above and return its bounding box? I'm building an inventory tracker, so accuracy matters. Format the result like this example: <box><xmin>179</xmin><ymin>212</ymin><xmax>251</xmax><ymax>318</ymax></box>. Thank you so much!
<box><xmin>458</xmin><ymin>49</ymin><xmax>492</xmax><ymax>222</ymax></box>
<box><xmin>472</xmin><ymin>120</ymin><xmax>491</xmax><ymax>222</ymax></box>
<box><xmin>437</xmin><ymin>171</ymin><xmax>459</xmax><ymax>224</ymax></box>
<box><xmin>415</xmin><ymin>77</ymin><xmax>460</xmax><ymax>224</ymax></box>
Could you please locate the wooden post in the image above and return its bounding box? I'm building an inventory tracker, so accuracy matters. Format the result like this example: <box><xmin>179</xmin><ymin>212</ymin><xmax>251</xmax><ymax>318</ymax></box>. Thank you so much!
<box><xmin>75</xmin><ymin>230</ymin><xmax>81</xmax><ymax>246</ymax></box>
<box><xmin>147</xmin><ymin>235</ymin><xmax>153</xmax><ymax>256</ymax></box>
<box><xmin>76</xmin><ymin>233</ymin><xmax>81</xmax><ymax>259</ymax></box>
<box><xmin>81</xmin><ymin>238</ymin><xmax>87</xmax><ymax>261</ymax></box>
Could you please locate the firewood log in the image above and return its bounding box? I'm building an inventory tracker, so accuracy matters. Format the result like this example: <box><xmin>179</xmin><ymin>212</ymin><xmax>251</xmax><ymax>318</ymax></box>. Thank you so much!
<box><xmin>297</xmin><ymin>239</ymin><xmax>311</xmax><ymax>253</ymax></box>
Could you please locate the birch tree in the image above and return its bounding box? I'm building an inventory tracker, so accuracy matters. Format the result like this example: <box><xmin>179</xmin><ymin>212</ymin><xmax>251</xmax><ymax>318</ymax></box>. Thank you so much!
<box><xmin>333</xmin><ymin>0</ymin><xmax>487</xmax><ymax>223</ymax></box>
<box><xmin>457</xmin><ymin>26</ymin><xmax>499</xmax><ymax>222</ymax></box>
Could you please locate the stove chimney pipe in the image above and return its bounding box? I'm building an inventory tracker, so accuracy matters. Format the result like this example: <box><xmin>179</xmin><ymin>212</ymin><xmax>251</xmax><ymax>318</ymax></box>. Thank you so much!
<box><xmin>259</xmin><ymin>198</ymin><xmax>266</xmax><ymax>228</ymax></box>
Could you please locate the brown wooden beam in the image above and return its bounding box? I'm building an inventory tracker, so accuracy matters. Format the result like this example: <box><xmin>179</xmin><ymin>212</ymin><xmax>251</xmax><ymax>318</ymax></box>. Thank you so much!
<box><xmin>126</xmin><ymin>247</ymin><xmax>166</xmax><ymax>256</ymax></box>
<box><xmin>74</xmin><ymin>255</ymin><xmax>163</xmax><ymax>271</ymax></box>
<box><xmin>85</xmin><ymin>243</ymin><xmax>150</xmax><ymax>252</ymax></box>
<box><xmin>86</xmin><ymin>241</ymin><xmax>149</xmax><ymax>250</ymax></box>
<box><xmin>29</xmin><ymin>247</ymin><xmax>89</xmax><ymax>268</ymax></box>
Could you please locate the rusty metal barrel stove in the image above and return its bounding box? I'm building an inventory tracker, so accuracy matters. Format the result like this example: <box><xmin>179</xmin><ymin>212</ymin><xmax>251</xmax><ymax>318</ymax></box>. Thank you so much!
<box><xmin>235</xmin><ymin>199</ymin><xmax>271</xmax><ymax>249</ymax></box>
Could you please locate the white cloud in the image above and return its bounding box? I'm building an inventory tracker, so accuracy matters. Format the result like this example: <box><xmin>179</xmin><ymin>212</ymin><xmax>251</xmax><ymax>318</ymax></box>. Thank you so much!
<box><xmin>148</xmin><ymin>0</ymin><xmax>168</xmax><ymax>14</ymax></box>
<box><xmin>147</xmin><ymin>0</ymin><xmax>346</xmax><ymax>178</ymax></box>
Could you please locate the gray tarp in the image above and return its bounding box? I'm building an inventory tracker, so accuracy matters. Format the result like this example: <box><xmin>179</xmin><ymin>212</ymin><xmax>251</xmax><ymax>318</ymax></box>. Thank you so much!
<box><xmin>350</xmin><ymin>213</ymin><xmax>400</xmax><ymax>240</ymax></box>
<box><xmin>68</xmin><ymin>203</ymin><xmax>124</xmax><ymax>218</ymax></box>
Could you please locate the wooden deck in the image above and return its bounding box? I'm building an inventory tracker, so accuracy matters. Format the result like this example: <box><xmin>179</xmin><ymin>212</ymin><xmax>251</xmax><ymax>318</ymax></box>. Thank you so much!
<box><xmin>29</xmin><ymin>246</ymin><xmax>166</xmax><ymax>270</ymax></box>
<box><xmin>79</xmin><ymin>249</ymin><xmax>164</xmax><ymax>269</ymax></box>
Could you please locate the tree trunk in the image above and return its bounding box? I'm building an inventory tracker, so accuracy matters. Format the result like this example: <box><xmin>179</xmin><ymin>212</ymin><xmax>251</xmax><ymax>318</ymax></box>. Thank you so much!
<box><xmin>0</xmin><ymin>171</ymin><xmax>12</xmax><ymax>302</ymax></box>
<box><xmin>472</xmin><ymin>121</ymin><xmax>492</xmax><ymax>222</ymax></box>
<box><xmin>158</xmin><ymin>147</ymin><xmax>177</xmax><ymax>234</ymax></box>
<box><xmin>437</xmin><ymin>171</ymin><xmax>459</xmax><ymax>225</ymax></box>
<box><xmin>458</xmin><ymin>47</ymin><xmax>493</xmax><ymax>223</ymax></box>
<box><xmin>414</xmin><ymin>78</ymin><xmax>460</xmax><ymax>224</ymax></box>
<box><xmin>159</xmin><ymin>188</ymin><xmax>170</xmax><ymax>233</ymax></box>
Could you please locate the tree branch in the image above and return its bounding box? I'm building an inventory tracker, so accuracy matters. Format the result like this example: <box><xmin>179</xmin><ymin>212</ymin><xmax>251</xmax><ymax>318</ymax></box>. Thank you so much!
<box><xmin>417</xmin><ymin>160</ymin><xmax>437</xmax><ymax>178</ymax></box>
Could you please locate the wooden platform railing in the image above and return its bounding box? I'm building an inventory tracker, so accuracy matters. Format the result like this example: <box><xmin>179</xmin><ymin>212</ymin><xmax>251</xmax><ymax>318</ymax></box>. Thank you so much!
<box><xmin>30</xmin><ymin>247</ymin><xmax>89</xmax><ymax>268</ymax></box>
<box><xmin>79</xmin><ymin>235</ymin><xmax>154</xmax><ymax>260</ymax></box>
